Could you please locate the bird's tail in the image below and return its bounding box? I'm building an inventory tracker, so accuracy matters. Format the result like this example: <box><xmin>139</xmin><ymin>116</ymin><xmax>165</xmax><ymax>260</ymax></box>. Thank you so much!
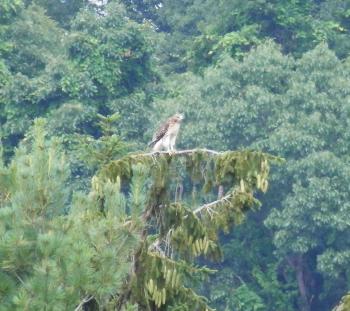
<box><xmin>148</xmin><ymin>140</ymin><xmax>156</xmax><ymax>147</ymax></box>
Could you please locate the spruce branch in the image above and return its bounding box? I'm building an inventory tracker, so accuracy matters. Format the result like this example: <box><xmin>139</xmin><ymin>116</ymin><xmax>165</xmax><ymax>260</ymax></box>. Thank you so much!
<box><xmin>132</xmin><ymin>148</ymin><xmax>221</xmax><ymax>157</ymax></box>
<box><xmin>149</xmin><ymin>189</ymin><xmax>239</xmax><ymax>252</ymax></box>
<box><xmin>125</xmin><ymin>148</ymin><xmax>282</xmax><ymax>162</ymax></box>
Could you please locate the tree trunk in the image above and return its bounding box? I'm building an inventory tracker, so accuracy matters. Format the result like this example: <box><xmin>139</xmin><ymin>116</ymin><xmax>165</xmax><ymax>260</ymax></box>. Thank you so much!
<box><xmin>287</xmin><ymin>254</ymin><xmax>311</xmax><ymax>311</ymax></box>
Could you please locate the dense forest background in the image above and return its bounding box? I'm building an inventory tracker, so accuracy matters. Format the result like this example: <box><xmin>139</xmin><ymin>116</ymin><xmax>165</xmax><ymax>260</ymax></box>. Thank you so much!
<box><xmin>1</xmin><ymin>0</ymin><xmax>350</xmax><ymax>310</ymax></box>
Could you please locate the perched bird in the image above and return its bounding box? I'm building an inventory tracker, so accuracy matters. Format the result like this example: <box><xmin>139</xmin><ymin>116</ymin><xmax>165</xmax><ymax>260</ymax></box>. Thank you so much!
<box><xmin>148</xmin><ymin>113</ymin><xmax>184</xmax><ymax>151</ymax></box>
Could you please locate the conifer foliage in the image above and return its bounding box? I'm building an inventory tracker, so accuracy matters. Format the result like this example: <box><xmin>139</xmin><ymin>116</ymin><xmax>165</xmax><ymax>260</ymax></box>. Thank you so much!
<box><xmin>0</xmin><ymin>120</ymin><xmax>141</xmax><ymax>310</ymax></box>
<box><xmin>94</xmin><ymin>149</ymin><xmax>279</xmax><ymax>310</ymax></box>
<box><xmin>0</xmin><ymin>120</ymin><xmax>277</xmax><ymax>310</ymax></box>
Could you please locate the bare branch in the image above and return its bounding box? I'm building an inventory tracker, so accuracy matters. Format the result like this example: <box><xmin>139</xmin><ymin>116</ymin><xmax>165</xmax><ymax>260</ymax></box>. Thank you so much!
<box><xmin>130</xmin><ymin>148</ymin><xmax>222</xmax><ymax>158</ymax></box>
<box><xmin>193</xmin><ymin>192</ymin><xmax>234</xmax><ymax>215</ymax></box>
<box><xmin>14</xmin><ymin>272</ymin><xmax>26</xmax><ymax>287</ymax></box>
<box><xmin>74</xmin><ymin>295</ymin><xmax>94</xmax><ymax>311</ymax></box>
<box><xmin>217</xmin><ymin>185</ymin><xmax>224</xmax><ymax>199</ymax></box>
<box><xmin>232</xmin><ymin>271</ymin><xmax>246</xmax><ymax>285</ymax></box>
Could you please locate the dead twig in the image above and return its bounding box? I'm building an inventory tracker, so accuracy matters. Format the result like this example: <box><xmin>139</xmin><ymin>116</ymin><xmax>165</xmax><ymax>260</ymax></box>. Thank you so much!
<box><xmin>74</xmin><ymin>295</ymin><xmax>94</xmax><ymax>311</ymax></box>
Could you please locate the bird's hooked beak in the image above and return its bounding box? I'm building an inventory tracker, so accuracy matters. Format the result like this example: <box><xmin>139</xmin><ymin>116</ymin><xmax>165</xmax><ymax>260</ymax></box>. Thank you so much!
<box><xmin>177</xmin><ymin>113</ymin><xmax>184</xmax><ymax>121</ymax></box>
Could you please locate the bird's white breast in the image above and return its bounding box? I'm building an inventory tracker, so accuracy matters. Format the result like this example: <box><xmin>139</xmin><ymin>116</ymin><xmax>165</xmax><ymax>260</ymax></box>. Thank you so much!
<box><xmin>168</xmin><ymin>123</ymin><xmax>181</xmax><ymax>136</ymax></box>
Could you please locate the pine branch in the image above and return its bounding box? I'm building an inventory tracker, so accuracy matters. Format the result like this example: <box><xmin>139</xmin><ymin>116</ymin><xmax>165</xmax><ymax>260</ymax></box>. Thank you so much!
<box><xmin>14</xmin><ymin>271</ymin><xmax>38</xmax><ymax>298</ymax></box>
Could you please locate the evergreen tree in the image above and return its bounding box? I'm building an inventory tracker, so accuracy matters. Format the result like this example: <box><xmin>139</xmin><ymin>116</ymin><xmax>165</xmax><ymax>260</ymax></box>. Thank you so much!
<box><xmin>0</xmin><ymin>119</ymin><xmax>277</xmax><ymax>310</ymax></box>
<box><xmin>92</xmin><ymin>148</ymin><xmax>279</xmax><ymax>310</ymax></box>
<box><xmin>0</xmin><ymin>120</ymin><xmax>142</xmax><ymax>310</ymax></box>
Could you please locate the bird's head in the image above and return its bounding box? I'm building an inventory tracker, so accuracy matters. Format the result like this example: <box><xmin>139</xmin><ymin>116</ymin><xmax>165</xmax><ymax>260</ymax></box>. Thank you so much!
<box><xmin>174</xmin><ymin>113</ymin><xmax>184</xmax><ymax>122</ymax></box>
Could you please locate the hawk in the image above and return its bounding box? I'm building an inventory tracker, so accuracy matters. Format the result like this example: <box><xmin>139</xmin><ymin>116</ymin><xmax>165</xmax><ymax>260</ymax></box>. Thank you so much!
<box><xmin>148</xmin><ymin>113</ymin><xmax>184</xmax><ymax>151</ymax></box>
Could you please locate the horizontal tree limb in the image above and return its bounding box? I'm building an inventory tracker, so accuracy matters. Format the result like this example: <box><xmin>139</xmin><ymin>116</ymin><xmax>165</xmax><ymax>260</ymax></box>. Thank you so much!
<box><xmin>131</xmin><ymin>148</ymin><xmax>222</xmax><ymax>157</ymax></box>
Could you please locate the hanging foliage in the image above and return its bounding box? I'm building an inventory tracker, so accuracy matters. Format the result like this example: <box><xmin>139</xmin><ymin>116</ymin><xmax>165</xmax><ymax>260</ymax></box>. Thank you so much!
<box><xmin>94</xmin><ymin>148</ymin><xmax>281</xmax><ymax>310</ymax></box>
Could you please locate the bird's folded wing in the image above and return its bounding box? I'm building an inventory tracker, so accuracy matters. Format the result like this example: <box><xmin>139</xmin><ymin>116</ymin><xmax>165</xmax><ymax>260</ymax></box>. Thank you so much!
<box><xmin>148</xmin><ymin>121</ymin><xmax>169</xmax><ymax>146</ymax></box>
